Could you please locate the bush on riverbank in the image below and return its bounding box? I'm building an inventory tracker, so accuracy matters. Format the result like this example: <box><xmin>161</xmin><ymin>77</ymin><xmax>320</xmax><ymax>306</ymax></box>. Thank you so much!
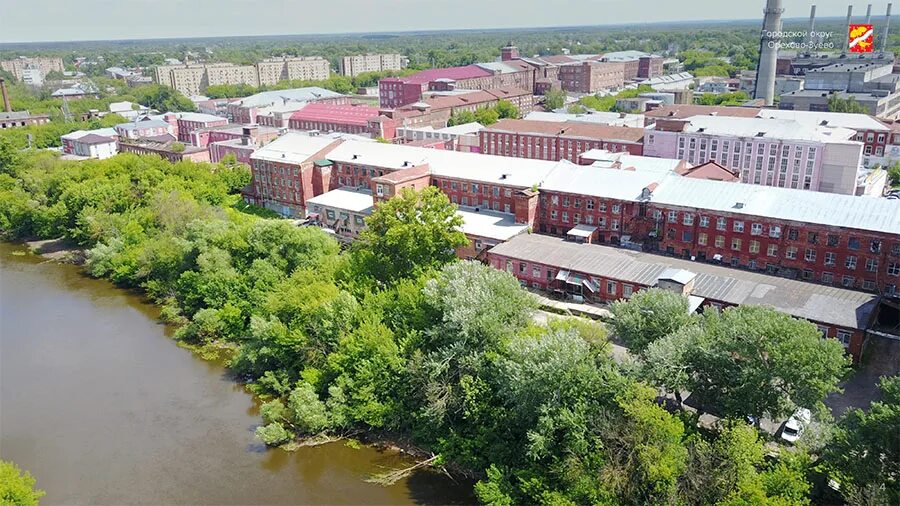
<box><xmin>0</xmin><ymin>151</ymin><xmax>880</xmax><ymax>505</ymax></box>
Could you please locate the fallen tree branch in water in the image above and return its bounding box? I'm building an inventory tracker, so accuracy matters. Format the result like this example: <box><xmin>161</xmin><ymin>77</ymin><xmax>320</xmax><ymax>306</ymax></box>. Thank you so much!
<box><xmin>365</xmin><ymin>454</ymin><xmax>440</xmax><ymax>486</ymax></box>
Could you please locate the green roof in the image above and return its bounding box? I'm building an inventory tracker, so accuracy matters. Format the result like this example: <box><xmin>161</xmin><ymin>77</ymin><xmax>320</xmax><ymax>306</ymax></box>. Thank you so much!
<box><xmin>314</xmin><ymin>159</ymin><xmax>333</xmax><ymax>167</ymax></box>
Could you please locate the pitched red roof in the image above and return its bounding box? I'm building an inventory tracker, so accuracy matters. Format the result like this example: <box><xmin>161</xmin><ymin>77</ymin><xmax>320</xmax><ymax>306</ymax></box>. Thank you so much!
<box><xmin>395</xmin><ymin>65</ymin><xmax>493</xmax><ymax>85</ymax></box>
<box><xmin>676</xmin><ymin>161</ymin><xmax>739</xmax><ymax>182</ymax></box>
<box><xmin>290</xmin><ymin>103</ymin><xmax>381</xmax><ymax>126</ymax></box>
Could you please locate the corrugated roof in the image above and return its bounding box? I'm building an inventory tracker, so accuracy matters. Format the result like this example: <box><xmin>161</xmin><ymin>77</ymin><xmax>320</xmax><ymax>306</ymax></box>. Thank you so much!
<box><xmin>250</xmin><ymin>132</ymin><xmax>340</xmax><ymax>164</ymax></box>
<box><xmin>233</xmin><ymin>87</ymin><xmax>343</xmax><ymax>108</ymax></box>
<box><xmin>305</xmin><ymin>187</ymin><xmax>375</xmax><ymax>214</ymax></box>
<box><xmin>680</xmin><ymin>115</ymin><xmax>857</xmax><ymax>143</ymax></box>
<box><xmin>457</xmin><ymin>207</ymin><xmax>528</xmax><ymax>241</ymax></box>
<box><xmin>488</xmin><ymin>234</ymin><xmax>878</xmax><ymax>330</ymax></box>
<box><xmin>541</xmin><ymin>163</ymin><xmax>662</xmax><ymax>200</ymax></box>
<box><xmin>650</xmin><ymin>174</ymin><xmax>900</xmax><ymax>235</ymax></box>
<box><xmin>290</xmin><ymin>103</ymin><xmax>381</xmax><ymax>126</ymax></box>
<box><xmin>484</xmin><ymin>118</ymin><xmax>645</xmax><ymax>144</ymax></box>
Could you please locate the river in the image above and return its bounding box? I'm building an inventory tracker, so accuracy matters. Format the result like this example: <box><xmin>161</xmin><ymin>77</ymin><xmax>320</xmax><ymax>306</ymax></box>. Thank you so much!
<box><xmin>0</xmin><ymin>243</ymin><xmax>473</xmax><ymax>505</ymax></box>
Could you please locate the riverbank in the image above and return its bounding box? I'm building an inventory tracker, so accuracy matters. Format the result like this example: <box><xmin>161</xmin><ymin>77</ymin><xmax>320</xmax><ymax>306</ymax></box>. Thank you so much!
<box><xmin>0</xmin><ymin>242</ymin><xmax>475</xmax><ymax>504</ymax></box>
<box><xmin>25</xmin><ymin>238</ymin><xmax>84</xmax><ymax>264</ymax></box>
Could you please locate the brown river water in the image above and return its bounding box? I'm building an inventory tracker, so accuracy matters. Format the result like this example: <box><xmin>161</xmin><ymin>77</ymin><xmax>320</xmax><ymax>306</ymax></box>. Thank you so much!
<box><xmin>0</xmin><ymin>243</ymin><xmax>473</xmax><ymax>505</ymax></box>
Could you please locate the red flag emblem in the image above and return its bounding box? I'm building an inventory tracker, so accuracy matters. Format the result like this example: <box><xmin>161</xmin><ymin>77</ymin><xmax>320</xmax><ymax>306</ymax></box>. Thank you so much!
<box><xmin>849</xmin><ymin>24</ymin><xmax>874</xmax><ymax>52</ymax></box>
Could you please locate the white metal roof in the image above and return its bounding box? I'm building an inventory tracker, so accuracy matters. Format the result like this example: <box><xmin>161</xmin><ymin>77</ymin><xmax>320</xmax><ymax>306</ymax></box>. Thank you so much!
<box><xmin>650</xmin><ymin>174</ymin><xmax>900</xmax><ymax>235</ymax></box>
<box><xmin>250</xmin><ymin>132</ymin><xmax>338</xmax><ymax>164</ymax></box>
<box><xmin>325</xmin><ymin>139</ymin><xmax>563</xmax><ymax>188</ymax></box>
<box><xmin>658</xmin><ymin>267</ymin><xmax>697</xmax><ymax>285</ymax></box>
<box><xmin>581</xmin><ymin>150</ymin><xmax>685</xmax><ymax>174</ymax></box>
<box><xmin>174</xmin><ymin>112</ymin><xmax>225</xmax><ymax>123</ymax></box>
<box><xmin>567</xmin><ymin>224</ymin><xmax>598</xmax><ymax>238</ymax></box>
<box><xmin>456</xmin><ymin>207</ymin><xmax>528</xmax><ymax>241</ymax></box>
<box><xmin>540</xmin><ymin>162</ymin><xmax>661</xmax><ymax>200</ymax></box>
<box><xmin>524</xmin><ymin>111</ymin><xmax>645</xmax><ymax>127</ymax></box>
<box><xmin>755</xmin><ymin>109</ymin><xmax>889</xmax><ymax>132</ymax></box>
<box><xmin>61</xmin><ymin>127</ymin><xmax>117</xmax><ymax>141</ymax></box>
<box><xmin>682</xmin><ymin>115</ymin><xmax>858</xmax><ymax>143</ymax></box>
<box><xmin>234</xmin><ymin>87</ymin><xmax>343</xmax><ymax>108</ymax></box>
<box><xmin>305</xmin><ymin>187</ymin><xmax>375</xmax><ymax>214</ymax></box>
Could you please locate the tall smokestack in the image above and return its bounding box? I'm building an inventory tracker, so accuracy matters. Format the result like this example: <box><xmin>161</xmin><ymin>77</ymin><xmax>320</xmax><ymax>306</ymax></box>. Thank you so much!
<box><xmin>0</xmin><ymin>78</ymin><xmax>11</xmax><ymax>113</ymax></box>
<box><xmin>884</xmin><ymin>3</ymin><xmax>893</xmax><ymax>52</ymax></box>
<box><xmin>866</xmin><ymin>4</ymin><xmax>873</xmax><ymax>24</ymax></box>
<box><xmin>807</xmin><ymin>5</ymin><xmax>817</xmax><ymax>50</ymax></box>
<box><xmin>754</xmin><ymin>0</ymin><xmax>784</xmax><ymax>106</ymax></box>
<box><xmin>845</xmin><ymin>5</ymin><xmax>854</xmax><ymax>52</ymax></box>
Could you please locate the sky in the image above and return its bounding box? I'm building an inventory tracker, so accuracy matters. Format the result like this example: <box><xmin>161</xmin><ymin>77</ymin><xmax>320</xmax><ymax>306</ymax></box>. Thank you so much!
<box><xmin>0</xmin><ymin>0</ymin><xmax>891</xmax><ymax>43</ymax></box>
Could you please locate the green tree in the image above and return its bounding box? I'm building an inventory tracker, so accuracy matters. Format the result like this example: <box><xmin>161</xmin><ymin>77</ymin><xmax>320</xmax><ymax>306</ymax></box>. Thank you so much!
<box><xmin>287</xmin><ymin>381</ymin><xmax>331</xmax><ymax>434</ymax></box>
<box><xmin>609</xmin><ymin>288</ymin><xmax>695</xmax><ymax>354</ymax></box>
<box><xmin>447</xmin><ymin>110</ymin><xmax>477</xmax><ymax>126</ymax></box>
<box><xmin>255</xmin><ymin>422</ymin><xmax>292</xmax><ymax>446</ymax></box>
<box><xmin>349</xmin><ymin>186</ymin><xmax>466</xmax><ymax>285</ymax></box>
<box><xmin>686</xmin><ymin>306</ymin><xmax>850</xmax><ymax>421</ymax></box>
<box><xmin>828</xmin><ymin>94</ymin><xmax>870</xmax><ymax>114</ymax></box>
<box><xmin>824</xmin><ymin>376</ymin><xmax>900</xmax><ymax>505</ymax></box>
<box><xmin>0</xmin><ymin>460</ymin><xmax>45</xmax><ymax>506</ymax></box>
<box><xmin>887</xmin><ymin>161</ymin><xmax>900</xmax><ymax>189</ymax></box>
<box><xmin>543</xmin><ymin>89</ymin><xmax>566</xmax><ymax>110</ymax></box>
<box><xmin>130</xmin><ymin>84</ymin><xmax>195</xmax><ymax>112</ymax></box>
<box><xmin>494</xmin><ymin>100</ymin><xmax>519</xmax><ymax>119</ymax></box>
<box><xmin>474</xmin><ymin>106</ymin><xmax>500</xmax><ymax>126</ymax></box>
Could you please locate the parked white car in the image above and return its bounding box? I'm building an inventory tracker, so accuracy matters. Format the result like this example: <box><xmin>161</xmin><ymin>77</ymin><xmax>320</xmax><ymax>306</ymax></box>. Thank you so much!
<box><xmin>781</xmin><ymin>408</ymin><xmax>812</xmax><ymax>443</ymax></box>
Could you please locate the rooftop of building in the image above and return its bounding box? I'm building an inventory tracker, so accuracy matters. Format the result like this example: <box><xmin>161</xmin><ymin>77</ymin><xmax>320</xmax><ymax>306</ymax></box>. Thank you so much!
<box><xmin>755</xmin><ymin>109</ymin><xmax>889</xmax><ymax>132</ymax></box>
<box><xmin>120</xmin><ymin>136</ymin><xmax>205</xmax><ymax>154</ymax></box>
<box><xmin>387</xmin><ymin>65</ymin><xmax>493</xmax><ymax>85</ymax></box>
<box><xmin>456</xmin><ymin>207</ymin><xmax>528</xmax><ymax>241</ymax></box>
<box><xmin>306</xmin><ymin>187</ymin><xmax>375</xmax><ymax>214</ymax></box>
<box><xmin>676</xmin><ymin>161</ymin><xmax>739</xmax><ymax>182</ymax></box>
<box><xmin>474</xmin><ymin>60</ymin><xmax>534</xmax><ymax>74</ymax></box>
<box><xmin>676</xmin><ymin>115</ymin><xmax>857</xmax><ymax>143</ymax></box>
<box><xmin>77</xmin><ymin>133</ymin><xmax>117</xmax><ymax>145</ymax></box>
<box><xmin>580</xmin><ymin>150</ymin><xmax>686</xmax><ymax>173</ymax></box>
<box><xmin>0</xmin><ymin>111</ymin><xmax>46</xmax><ymax>121</ymax></box>
<box><xmin>61</xmin><ymin>127</ymin><xmax>118</xmax><ymax>140</ymax></box>
<box><xmin>601</xmin><ymin>50</ymin><xmax>660</xmax><ymax>61</ymax></box>
<box><xmin>483</xmin><ymin>118</ymin><xmax>645</xmax><ymax>143</ymax></box>
<box><xmin>524</xmin><ymin>111</ymin><xmax>645</xmax><ymax>127</ymax></box>
<box><xmin>51</xmin><ymin>87</ymin><xmax>91</xmax><ymax>97</ymax></box>
<box><xmin>231</xmin><ymin>87</ymin><xmax>344</xmax><ymax>108</ymax></box>
<box><xmin>806</xmin><ymin>61</ymin><xmax>892</xmax><ymax>73</ymax></box>
<box><xmin>644</xmin><ymin>104</ymin><xmax>763</xmax><ymax>120</ymax></box>
<box><xmin>250</xmin><ymin>132</ymin><xmax>341</xmax><ymax>164</ymax></box>
<box><xmin>289</xmin><ymin>102</ymin><xmax>381</xmax><ymax>126</ymax></box>
<box><xmin>174</xmin><ymin>112</ymin><xmax>227</xmax><ymax>123</ymax></box>
<box><xmin>116</xmin><ymin>119</ymin><xmax>170</xmax><ymax>131</ymax></box>
<box><xmin>643</xmin><ymin>72</ymin><xmax>695</xmax><ymax>85</ymax></box>
<box><xmin>108</xmin><ymin>101</ymin><xmax>147</xmax><ymax>113</ymax></box>
<box><xmin>488</xmin><ymin>234</ymin><xmax>878</xmax><ymax>330</ymax></box>
<box><xmin>541</xmin><ymin>161</ymin><xmax>663</xmax><ymax>200</ymax></box>
<box><xmin>648</xmin><ymin>173</ymin><xmax>900</xmax><ymax>235</ymax></box>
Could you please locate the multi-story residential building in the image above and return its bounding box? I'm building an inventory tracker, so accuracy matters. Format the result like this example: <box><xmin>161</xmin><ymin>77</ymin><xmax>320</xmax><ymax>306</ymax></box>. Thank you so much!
<box><xmin>205</xmin><ymin>63</ymin><xmax>259</xmax><ymax>89</ymax></box>
<box><xmin>487</xmin><ymin>233</ymin><xmax>879</xmax><ymax>360</ymax></box>
<box><xmin>289</xmin><ymin>103</ymin><xmax>382</xmax><ymax>136</ymax></box>
<box><xmin>644</xmin><ymin>115</ymin><xmax>866</xmax><ymax>195</ymax></box>
<box><xmin>339</xmin><ymin>54</ymin><xmax>404</xmax><ymax>77</ymax></box>
<box><xmin>599</xmin><ymin>51</ymin><xmax>664</xmax><ymax>80</ymax></box>
<box><xmin>156</xmin><ymin>58</ymin><xmax>331</xmax><ymax>96</ymax></box>
<box><xmin>1</xmin><ymin>56</ymin><xmax>64</xmax><ymax>82</ymax></box>
<box><xmin>480</xmin><ymin>119</ymin><xmax>645</xmax><ymax>160</ymax></box>
<box><xmin>256</xmin><ymin>57</ymin><xmax>331</xmax><ymax>87</ymax></box>
<box><xmin>557</xmin><ymin>61</ymin><xmax>625</xmax><ymax>93</ymax></box>
<box><xmin>193</xmin><ymin>123</ymin><xmax>280</xmax><ymax>149</ymax></box>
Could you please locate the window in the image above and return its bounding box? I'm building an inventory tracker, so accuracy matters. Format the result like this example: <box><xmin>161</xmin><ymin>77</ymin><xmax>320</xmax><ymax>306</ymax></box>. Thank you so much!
<box><xmin>767</xmin><ymin>244</ymin><xmax>778</xmax><ymax>257</ymax></box>
<box><xmin>667</xmin><ymin>211</ymin><xmax>677</xmax><ymax>223</ymax></box>
<box><xmin>562</xmin><ymin>212</ymin><xmax>569</xmax><ymax>223</ymax></box>
<box><xmin>836</xmin><ymin>330</ymin><xmax>852</xmax><ymax>347</ymax></box>
<box><xmin>788</xmin><ymin>228</ymin><xmax>799</xmax><ymax>241</ymax></box>
<box><xmin>864</xmin><ymin>280</ymin><xmax>876</xmax><ymax>291</ymax></box>
<box><xmin>612</xmin><ymin>204</ymin><xmax>621</xmax><ymax>214</ymax></box>
<box><xmin>623</xmin><ymin>284</ymin><xmax>633</xmax><ymax>298</ymax></box>
<box><xmin>519</xmin><ymin>262</ymin><xmax>527</xmax><ymax>274</ymax></box>
<box><xmin>607</xmin><ymin>280</ymin><xmax>617</xmax><ymax>295</ymax></box>
<box><xmin>871</xmin><ymin>240</ymin><xmax>882</xmax><ymax>253</ymax></box>
<box><xmin>683</xmin><ymin>213</ymin><xmax>694</xmax><ymax>226</ymax></box>
<box><xmin>563</xmin><ymin>196</ymin><xmax>570</xmax><ymax>207</ymax></box>
<box><xmin>822</xmin><ymin>272</ymin><xmax>834</xmax><ymax>284</ymax></box>
<box><xmin>682</xmin><ymin>231</ymin><xmax>693</xmax><ymax>242</ymax></box>
<box><xmin>733</xmin><ymin>221</ymin><xmax>744</xmax><ymax>233</ymax></box>
<box><xmin>715</xmin><ymin>235</ymin><xmax>725</xmax><ymax>248</ymax></box>
<box><xmin>731</xmin><ymin>238</ymin><xmax>742</xmax><ymax>251</ymax></box>
<box><xmin>888</xmin><ymin>263</ymin><xmax>900</xmax><ymax>276</ymax></box>
<box><xmin>842</xmin><ymin>276</ymin><xmax>855</xmax><ymax>288</ymax></box>
<box><xmin>749</xmin><ymin>240</ymin><xmax>760</xmax><ymax>254</ymax></box>
<box><xmin>824</xmin><ymin>252</ymin><xmax>836</xmax><ymax>266</ymax></box>
<box><xmin>769</xmin><ymin>225</ymin><xmax>781</xmax><ymax>238</ymax></box>
<box><xmin>848</xmin><ymin>237</ymin><xmax>860</xmax><ymax>250</ymax></box>
<box><xmin>551</xmin><ymin>210</ymin><xmax>558</xmax><ymax>220</ymax></box>
<box><xmin>805</xmin><ymin>248</ymin><xmax>816</xmax><ymax>262</ymax></box>
<box><xmin>505</xmin><ymin>260</ymin><xmax>513</xmax><ymax>272</ymax></box>
<box><xmin>699</xmin><ymin>216</ymin><xmax>710</xmax><ymax>227</ymax></box>
<box><xmin>845</xmin><ymin>256</ymin><xmax>857</xmax><ymax>269</ymax></box>
<box><xmin>807</xmin><ymin>232</ymin><xmax>818</xmax><ymax>244</ymax></box>
<box><xmin>751</xmin><ymin>223</ymin><xmax>762</xmax><ymax>235</ymax></box>
<box><xmin>716</xmin><ymin>217</ymin><xmax>726</xmax><ymax>231</ymax></box>
<box><xmin>786</xmin><ymin>246</ymin><xmax>797</xmax><ymax>259</ymax></box>
<box><xmin>586</xmin><ymin>199</ymin><xmax>594</xmax><ymax>210</ymax></box>
<box><xmin>533</xmin><ymin>266</ymin><xmax>541</xmax><ymax>278</ymax></box>
<box><xmin>827</xmin><ymin>234</ymin><xmax>839</xmax><ymax>247</ymax></box>
<box><xmin>866</xmin><ymin>258</ymin><xmax>878</xmax><ymax>272</ymax></box>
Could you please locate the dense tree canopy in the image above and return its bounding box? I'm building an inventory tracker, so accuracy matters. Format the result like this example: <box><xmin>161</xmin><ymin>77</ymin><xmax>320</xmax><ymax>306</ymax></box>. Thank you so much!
<box><xmin>0</xmin><ymin>460</ymin><xmax>44</xmax><ymax>506</ymax></box>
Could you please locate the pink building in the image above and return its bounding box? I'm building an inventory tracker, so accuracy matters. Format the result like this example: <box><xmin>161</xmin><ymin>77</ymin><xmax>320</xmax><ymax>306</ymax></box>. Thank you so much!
<box><xmin>174</xmin><ymin>112</ymin><xmax>228</xmax><ymax>145</ymax></box>
<box><xmin>114</xmin><ymin>118</ymin><xmax>174</xmax><ymax>140</ymax></box>
<box><xmin>644</xmin><ymin>115</ymin><xmax>864</xmax><ymax>195</ymax></box>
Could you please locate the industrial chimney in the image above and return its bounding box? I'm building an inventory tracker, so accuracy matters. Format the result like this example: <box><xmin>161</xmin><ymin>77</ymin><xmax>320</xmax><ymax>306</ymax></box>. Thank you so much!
<box><xmin>807</xmin><ymin>5</ymin><xmax>817</xmax><ymax>51</ymax></box>
<box><xmin>754</xmin><ymin>0</ymin><xmax>784</xmax><ymax>106</ymax></box>
<box><xmin>866</xmin><ymin>4</ymin><xmax>873</xmax><ymax>24</ymax></box>
<box><xmin>0</xmin><ymin>78</ymin><xmax>11</xmax><ymax>113</ymax></box>
<box><xmin>884</xmin><ymin>3</ymin><xmax>893</xmax><ymax>52</ymax></box>
<box><xmin>844</xmin><ymin>5</ymin><xmax>854</xmax><ymax>52</ymax></box>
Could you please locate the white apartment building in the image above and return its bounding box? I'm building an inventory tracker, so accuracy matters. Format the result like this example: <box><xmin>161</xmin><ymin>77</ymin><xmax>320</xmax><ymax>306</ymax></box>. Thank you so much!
<box><xmin>339</xmin><ymin>53</ymin><xmax>404</xmax><ymax>77</ymax></box>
